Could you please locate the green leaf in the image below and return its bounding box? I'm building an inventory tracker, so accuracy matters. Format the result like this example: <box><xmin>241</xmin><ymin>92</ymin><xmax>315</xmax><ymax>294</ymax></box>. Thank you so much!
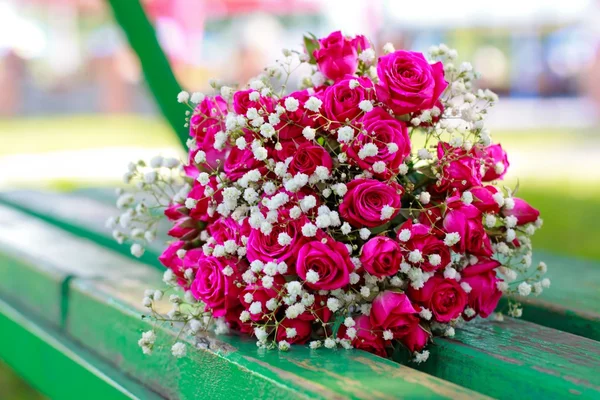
<box><xmin>303</xmin><ymin>33</ymin><xmax>319</xmax><ymax>65</ymax></box>
<box><xmin>331</xmin><ymin>314</ymin><xmax>345</xmax><ymax>338</ymax></box>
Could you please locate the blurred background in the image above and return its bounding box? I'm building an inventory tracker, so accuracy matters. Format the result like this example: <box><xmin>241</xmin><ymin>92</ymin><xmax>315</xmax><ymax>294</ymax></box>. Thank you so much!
<box><xmin>1</xmin><ymin>0</ymin><xmax>599</xmax><ymax>397</ymax></box>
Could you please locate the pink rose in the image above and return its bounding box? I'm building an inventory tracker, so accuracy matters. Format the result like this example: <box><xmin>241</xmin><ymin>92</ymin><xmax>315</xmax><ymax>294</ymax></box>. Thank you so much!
<box><xmin>461</xmin><ymin>258</ymin><xmax>502</xmax><ymax>320</ymax></box>
<box><xmin>503</xmin><ymin>198</ymin><xmax>540</xmax><ymax>225</ymax></box>
<box><xmin>164</xmin><ymin>203</ymin><xmax>186</xmax><ymax>221</ymax></box>
<box><xmin>224</xmin><ymin>133</ymin><xmax>269</xmax><ymax>180</ymax></box>
<box><xmin>338</xmin><ymin>315</ymin><xmax>387</xmax><ymax>357</ymax></box>
<box><xmin>189</xmin><ymin>96</ymin><xmax>228</xmax><ymax>168</ymax></box>
<box><xmin>376</xmin><ymin>51</ymin><xmax>448</xmax><ymax>115</ymax></box>
<box><xmin>443</xmin><ymin>198</ymin><xmax>493</xmax><ymax>257</ymax></box>
<box><xmin>276</xmin><ymin>91</ymin><xmax>317</xmax><ymax>141</ymax></box>
<box><xmin>352</xmin><ymin>35</ymin><xmax>371</xmax><ymax>53</ymax></box>
<box><xmin>167</xmin><ymin>216</ymin><xmax>197</xmax><ymax>240</ymax></box>
<box><xmin>207</xmin><ymin>217</ymin><xmax>251</xmax><ymax>245</ymax></box>
<box><xmin>402</xmin><ymin>325</ymin><xmax>431</xmax><ymax>353</ymax></box>
<box><xmin>370</xmin><ymin>292</ymin><xmax>421</xmax><ymax>337</ymax></box>
<box><xmin>398</xmin><ymin>220</ymin><xmax>451</xmax><ymax>272</ymax></box>
<box><xmin>408</xmin><ymin>275</ymin><xmax>467</xmax><ymax>323</ymax></box>
<box><xmin>296</xmin><ymin>236</ymin><xmax>354</xmax><ymax>290</ymax></box>
<box><xmin>297</xmin><ymin>294</ymin><xmax>333</xmax><ymax>323</ymax></box>
<box><xmin>435</xmin><ymin>142</ymin><xmax>482</xmax><ymax>193</ymax></box>
<box><xmin>479</xmin><ymin>144</ymin><xmax>509</xmax><ymax>181</ymax></box>
<box><xmin>187</xmin><ymin>179</ymin><xmax>222</xmax><ymax>223</ymax></box>
<box><xmin>469</xmin><ymin>186</ymin><xmax>501</xmax><ymax>214</ymax></box>
<box><xmin>232</xmin><ymin>89</ymin><xmax>273</xmax><ymax>115</ymax></box>
<box><xmin>190</xmin><ymin>255</ymin><xmax>247</xmax><ymax>317</ymax></box>
<box><xmin>345</xmin><ymin>107</ymin><xmax>411</xmax><ymax>178</ymax></box>
<box><xmin>276</xmin><ymin>318</ymin><xmax>312</xmax><ymax>344</ymax></box>
<box><xmin>246</xmin><ymin>219</ymin><xmax>308</xmax><ymax>268</ymax></box>
<box><xmin>360</xmin><ymin>237</ymin><xmax>402</xmax><ymax>277</ymax></box>
<box><xmin>287</xmin><ymin>142</ymin><xmax>333</xmax><ymax>176</ymax></box>
<box><xmin>320</xmin><ymin>76</ymin><xmax>375</xmax><ymax>129</ymax></box>
<box><xmin>240</xmin><ymin>276</ymin><xmax>285</xmax><ymax>321</ymax></box>
<box><xmin>158</xmin><ymin>241</ymin><xmax>185</xmax><ymax>286</ymax></box>
<box><xmin>224</xmin><ymin>305</ymin><xmax>253</xmax><ymax>335</ymax></box>
<box><xmin>339</xmin><ymin>179</ymin><xmax>403</xmax><ymax>228</ymax></box>
<box><xmin>273</xmin><ymin>138</ymin><xmax>307</xmax><ymax>162</ymax></box>
<box><xmin>313</xmin><ymin>31</ymin><xmax>360</xmax><ymax>81</ymax></box>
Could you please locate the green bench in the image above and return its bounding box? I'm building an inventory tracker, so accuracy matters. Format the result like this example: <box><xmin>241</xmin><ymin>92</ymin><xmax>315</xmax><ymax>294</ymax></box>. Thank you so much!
<box><xmin>1</xmin><ymin>191</ymin><xmax>599</xmax><ymax>399</ymax></box>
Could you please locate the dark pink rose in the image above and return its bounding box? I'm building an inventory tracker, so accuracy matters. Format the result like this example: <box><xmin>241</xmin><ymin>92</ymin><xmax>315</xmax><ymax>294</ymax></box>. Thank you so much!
<box><xmin>345</xmin><ymin>107</ymin><xmax>411</xmax><ymax>179</ymax></box>
<box><xmin>224</xmin><ymin>305</ymin><xmax>253</xmax><ymax>335</ymax></box>
<box><xmin>352</xmin><ymin>35</ymin><xmax>370</xmax><ymax>53</ymax></box>
<box><xmin>338</xmin><ymin>315</ymin><xmax>387</xmax><ymax>357</ymax></box>
<box><xmin>232</xmin><ymin>89</ymin><xmax>274</xmax><ymax>115</ymax></box>
<box><xmin>208</xmin><ymin>217</ymin><xmax>251</xmax><ymax>245</ymax></box>
<box><xmin>296</xmin><ymin>236</ymin><xmax>354</xmax><ymax>290</ymax></box>
<box><xmin>224</xmin><ymin>133</ymin><xmax>268</xmax><ymax>180</ymax></box>
<box><xmin>287</xmin><ymin>142</ymin><xmax>333</xmax><ymax>176</ymax></box>
<box><xmin>276</xmin><ymin>318</ymin><xmax>312</xmax><ymax>344</ymax></box>
<box><xmin>240</xmin><ymin>275</ymin><xmax>285</xmax><ymax>322</ymax></box>
<box><xmin>469</xmin><ymin>186</ymin><xmax>501</xmax><ymax>214</ymax></box>
<box><xmin>190</xmin><ymin>255</ymin><xmax>247</xmax><ymax>317</ymax></box>
<box><xmin>401</xmin><ymin>325</ymin><xmax>430</xmax><ymax>353</ymax></box>
<box><xmin>340</xmin><ymin>179</ymin><xmax>403</xmax><ymax>228</ymax></box>
<box><xmin>187</xmin><ymin>179</ymin><xmax>222</xmax><ymax>223</ymax></box>
<box><xmin>164</xmin><ymin>203</ymin><xmax>186</xmax><ymax>221</ymax></box>
<box><xmin>503</xmin><ymin>198</ymin><xmax>540</xmax><ymax>225</ymax></box>
<box><xmin>408</xmin><ymin>275</ymin><xmax>467</xmax><ymax>323</ymax></box>
<box><xmin>370</xmin><ymin>291</ymin><xmax>421</xmax><ymax>337</ymax></box>
<box><xmin>435</xmin><ymin>142</ymin><xmax>482</xmax><ymax>193</ymax></box>
<box><xmin>189</xmin><ymin>96</ymin><xmax>229</xmax><ymax>168</ymax></box>
<box><xmin>461</xmin><ymin>258</ymin><xmax>502</xmax><ymax>320</ymax></box>
<box><xmin>246</xmin><ymin>219</ymin><xmax>309</xmax><ymax>268</ymax></box>
<box><xmin>273</xmin><ymin>138</ymin><xmax>307</xmax><ymax>162</ymax></box>
<box><xmin>297</xmin><ymin>294</ymin><xmax>333</xmax><ymax>323</ymax></box>
<box><xmin>398</xmin><ymin>220</ymin><xmax>451</xmax><ymax>272</ymax></box>
<box><xmin>360</xmin><ymin>237</ymin><xmax>402</xmax><ymax>277</ymax></box>
<box><xmin>479</xmin><ymin>144</ymin><xmax>509</xmax><ymax>181</ymax></box>
<box><xmin>167</xmin><ymin>217</ymin><xmax>197</xmax><ymax>240</ymax></box>
<box><xmin>443</xmin><ymin>198</ymin><xmax>493</xmax><ymax>257</ymax></box>
<box><xmin>313</xmin><ymin>31</ymin><xmax>359</xmax><ymax>81</ymax></box>
<box><xmin>276</xmin><ymin>90</ymin><xmax>317</xmax><ymax>141</ymax></box>
<box><xmin>320</xmin><ymin>76</ymin><xmax>375</xmax><ymax>130</ymax></box>
<box><xmin>376</xmin><ymin>51</ymin><xmax>448</xmax><ymax>115</ymax></box>
<box><xmin>159</xmin><ymin>241</ymin><xmax>185</xmax><ymax>286</ymax></box>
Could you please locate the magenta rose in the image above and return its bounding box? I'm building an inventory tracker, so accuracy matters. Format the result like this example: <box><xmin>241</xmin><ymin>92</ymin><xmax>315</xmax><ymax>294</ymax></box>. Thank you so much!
<box><xmin>320</xmin><ymin>76</ymin><xmax>375</xmax><ymax>130</ymax></box>
<box><xmin>167</xmin><ymin>216</ymin><xmax>197</xmax><ymax>240</ymax></box>
<box><xmin>443</xmin><ymin>198</ymin><xmax>493</xmax><ymax>257</ymax></box>
<box><xmin>503</xmin><ymin>198</ymin><xmax>540</xmax><ymax>225</ymax></box>
<box><xmin>376</xmin><ymin>50</ymin><xmax>448</xmax><ymax>115</ymax></box>
<box><xmin>190</xmin><ymin>255</ymin><xmax>246</xmax><ymax>317</ymax></box>
<box><xmin>370</xmin><ymin>291</ymin><xmax>420</xmax><ymax>336</ymax></box>
<box><xmin>224</xmin><ymin>133</ymin><xmax>269</xmax><ymax>180</ymax></box>
<box><xmin>246</xmin><ymin>219</ymin><xmax>308</xmax><ymax>268</ymax></box>
<box><xmin>189</xmin><ymin>96</ymin><xmax>228</xmax><ymax>168</ymax></box>
<box><xmin>158</xmin><ymin>241</ymin><xmax>185</xmax><ymax>286</ymax></box>
<box><xmin>345</xmin><ymin>107</ymin><xmax>411</xmax><ymax>178</ymax></box>
<box><xmin>297</xmin><ymin>294</ymin><xmax>333</xmax><ymax>323</ymax></box>
<box><xmin>232</xmin><ymin>89</ymin><xmax>274</xmax><ymax>115</ymax></box>
<box><xmin>273</xmin><ymin>138</ymin><xmax>307</xmax><ymax>162</ymax></box>
<box><xmin>479</xmin><ymin>144</ymin><xmax>509</xmax><ymax>181</ymax></box>
<box><xmin>360</xmin><ymin>237</ymin><xmax>402</xmax><ymax>277</ymax></box>
<box><xmin>398</xmin><ymin>220</ymin><xmax>451</xmax><ymax>272</ymax></box>
<box><xmin>187</xmin><ymin>179</ymin><xmax>222</xmax><ymax>223</ymax></box>
<box><xmin>339</xmin><ymin>179</ymin><xmax>403</xmax><ymax>228</ymax></box>
<box><xmin>469</xmin><ymin>186</ymin><xmax>501</xmax><ymax>214</ymax></box>
<box><xmin>461</xmin><ymin>258</ymin><xmax>502</xmax><ymax>320</ymax></box>
<box><xmin>296</xmin><ymin>236</ymin><xmax>354</xmax><ymax>290</ymax></box>
<box><xmin>276</xmin><ymin>90</ymin><xmax>317</xmax><ymax>141</ymax></box>
<box><xmin>224</xmin><ymin>305</ymin><xmax>253</xmax><ymax>335</ymax></box>
<box><xmin>276</xmin><ymin>318</ymin><xmax>312</xmax><ymax>344</ymax></box>
<box><xmin>313</xmin><ymin>31</ymin><xmax>360</xmax><ymax>81</ymax></box>
<box><xmin>402</xmin><ymin>325</ymin><xmax>431</xmax><ymax>352</ymax></box>
<box><xmin>240</xmin><ymin>275</ymin><xmax>285</xmax><ymax>322</ymax></box>
<box><xmin>208</xmin><ymin>217</ymin><xmax>251</xmax><ymax>245</ymax></box>
<box><xmin>287</xmin><ymin>142</ymin><xmax>333</xmax><ymax>176</ymax></box>
<box><xmin>338</xmin><ymin>315</ymin><xmax>387</xmax><ymax>357</ymax></box>
<box><xmin>408</xmin><ymin>275</ymin><xmax>467</xmax><ymax>323</ymax></box>
<box><xmin>436</xmin><ymin>142</ymin><xmax>482</xmax><ymax>193</ymax></box>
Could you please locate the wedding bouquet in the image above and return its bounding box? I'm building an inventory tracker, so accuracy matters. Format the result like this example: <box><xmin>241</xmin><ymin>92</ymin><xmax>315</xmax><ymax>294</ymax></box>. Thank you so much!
<box><xmin>109</xmin><ymin>31</ymin><xmax>548</xmax><ymax>362</ymax></box>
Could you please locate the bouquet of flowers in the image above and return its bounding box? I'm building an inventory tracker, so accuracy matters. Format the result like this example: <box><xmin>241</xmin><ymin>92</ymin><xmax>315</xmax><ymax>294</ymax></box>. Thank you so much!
<box><xmin>109</xmin><ymin>31</ymin><xmax>548</xmax><ymax>362</ymax></box>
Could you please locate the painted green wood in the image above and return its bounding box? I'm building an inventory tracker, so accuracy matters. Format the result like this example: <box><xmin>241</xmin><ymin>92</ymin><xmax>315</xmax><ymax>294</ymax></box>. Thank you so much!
<box><xmin>105</xmin><ymin>0</ymin><xmax>188</xmax><ymax>147</ymax></box>
<box><xmin>0</xmin><ymin>190</ymin><xmax>164</xmax><ymax>269</ymax></box>
<box><xmin>0</xmin><ymin>205</ymin><xmax>151</xmax><ymax>327</ymax></box>
<box><xmin>416</xmin><ymin>317</ymin><xmax>600</xmax><ymax>399</ymax></box>
<box><xmin>0</xmin><ymin>205</ymin><xmax>487</xmax><ymax>399</ymax></box>
<box><xmin>2</xmin><ymin>189</ymin><xmax>599</xmax><ymax>342</ymax></box>
<box><xmin>0</xmin><ymin>297</ymin><xmax>163</xmax><ymax>400</ymax></box>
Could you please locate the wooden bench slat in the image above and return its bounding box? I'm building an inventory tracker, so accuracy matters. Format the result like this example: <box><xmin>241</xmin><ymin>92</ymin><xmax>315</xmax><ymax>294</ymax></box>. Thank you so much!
<box><xmin>0</xmin><ymin>297</ymin><xmax>163</xmax><ymax>400</ymax></box>
<box><xmin>0</xmin><ymin>205</ymin><xmax>487</xmax><ymax>400</ymax></box>
<box><xmin>2</xmin><ymin>188</ymin><xmax>598</xmax><ymax>342</ymax></box>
